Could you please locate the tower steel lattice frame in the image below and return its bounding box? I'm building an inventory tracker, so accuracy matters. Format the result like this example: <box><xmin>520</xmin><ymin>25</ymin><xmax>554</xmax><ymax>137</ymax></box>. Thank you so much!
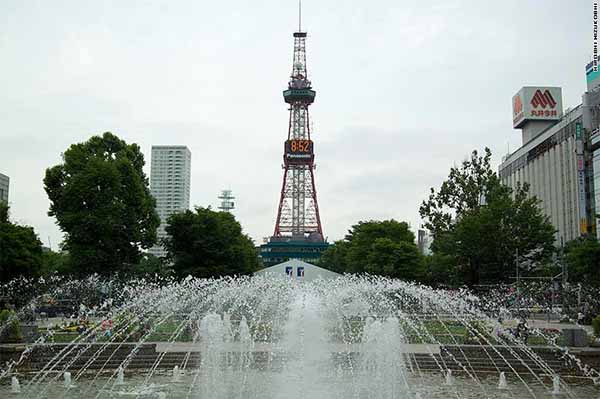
<box><xmin>218</xmin><ymin>189</ymin><xmax>235</xmax><ymax>213</ymax></box>
<box><xmin>273</xmin><ymin>30</ymin><xmax>324</xmax><ymax>240</ymax></box>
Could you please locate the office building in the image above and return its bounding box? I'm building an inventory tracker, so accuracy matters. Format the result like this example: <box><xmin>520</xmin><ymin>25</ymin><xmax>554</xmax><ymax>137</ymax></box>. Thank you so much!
<box><xmin>148</xmin><ymin>146</ymin><xmax>191</xmax><ymax>258</ymax></box>
<box><xmin>0</xmin><ymin>173</ymin><xmax>9</xmax><ymax>204</ymax></box>
<box><xmin>499</xmin><ymin>70</ymin><xmax>600</xmax><ymax>244</ymax></box>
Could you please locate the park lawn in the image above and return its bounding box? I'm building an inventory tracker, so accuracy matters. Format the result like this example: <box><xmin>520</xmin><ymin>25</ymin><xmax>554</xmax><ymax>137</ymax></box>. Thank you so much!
<box><xmin>46</xmin><ymin>332</ymin><xmax>80</xmax><ymax>343</ymax></box>
<box><xmin>402</xmin><ymin>320</ymin><xmax>469</xmax><ymax>344</ymax></box>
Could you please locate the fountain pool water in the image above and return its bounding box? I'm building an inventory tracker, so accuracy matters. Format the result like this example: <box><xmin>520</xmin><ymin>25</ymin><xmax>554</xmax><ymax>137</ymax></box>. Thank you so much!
<box><xmin>0</xmin><ymin>275</ymin><xmax>598</xmax><ymax>398</ymax></box>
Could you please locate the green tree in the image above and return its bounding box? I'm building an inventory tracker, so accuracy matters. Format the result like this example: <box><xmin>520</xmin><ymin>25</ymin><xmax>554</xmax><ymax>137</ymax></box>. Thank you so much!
<box><xmin>318</xmin><ymin>240</ymin><xmax>349</xmax><ymax>274</ymax></box>
<box><xmin>419</xmin><ymin>148</ymin><xmax>494</xmax><ymax>240</ymax></box>
<box><xmin>0</xmin><ymin>202</ymin><xmax>43</xmax><ymax>281</ymax></box>
<box><xmin>423</xmin><ymin>253</ymin><xmax>459</xmax><ymax>287</ymax></box>
<box><xmin>136</xmin><ymin>254</ymin><xmax>172</xmax><ymax>277</ymax></box>
<box><xmin>39</xmin><ymin>250</ymin><xmax>72</xmax><ymax>276</ymax></box>
<box><xmin>44</xmin><ymin>132</ymin><xmax>160</xmax><ymax>275</ymax></box>
<box><xmin>564</xmin><ymin>237</ymin><xmax>600</xmax><ymax>286</ymax></box>
<box><xmin>320</xmin><ymin>219</ymin><xmax>423</xmax><ymax>279</ymax></box>
<box><xmin>163</xmin><ymin>207</ymin><xmax>259</xmax><ymax>278</ymax></box>
<box><xmin>420</xmin><ymin>148</ymin><xmax>555</xmax><ymax>286</ymax></box>
<box><xmin>365</xmin><ymin>238</ymin><xmax>423</xmax><ymax>280</ymax></box>
<box><xmin>346</xmin><ymin>220</ymin><xmax>416</xmax><ymax>273</ymax></box>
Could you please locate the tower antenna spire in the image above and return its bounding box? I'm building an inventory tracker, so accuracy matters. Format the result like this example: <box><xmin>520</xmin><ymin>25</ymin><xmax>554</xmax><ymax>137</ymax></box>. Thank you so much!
<box><xmin>298</xmin><ymin>0</ymin><xmax>302</xmax><ymax>32</ymax></box>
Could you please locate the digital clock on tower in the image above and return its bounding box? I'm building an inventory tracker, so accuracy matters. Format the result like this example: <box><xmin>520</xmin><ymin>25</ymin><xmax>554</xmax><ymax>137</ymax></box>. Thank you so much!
<box><xmin>284</xmin><ymin>139</ymin><xmax>314</xmax><ymax>164</ymax></box>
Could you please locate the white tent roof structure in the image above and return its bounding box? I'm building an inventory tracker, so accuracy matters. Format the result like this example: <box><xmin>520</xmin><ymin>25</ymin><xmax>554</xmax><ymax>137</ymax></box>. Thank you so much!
<box><xmin>254</xmin><ymin>259</ymin><xmax>340</xmax><ymax>281</ymax></box>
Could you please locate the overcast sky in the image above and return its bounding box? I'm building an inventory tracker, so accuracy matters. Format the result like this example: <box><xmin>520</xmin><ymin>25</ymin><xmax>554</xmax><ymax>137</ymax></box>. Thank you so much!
<box><xmin>0</xmin><ymin>0</ymin><xmax>593</xmax><ymax>249</ymax></box>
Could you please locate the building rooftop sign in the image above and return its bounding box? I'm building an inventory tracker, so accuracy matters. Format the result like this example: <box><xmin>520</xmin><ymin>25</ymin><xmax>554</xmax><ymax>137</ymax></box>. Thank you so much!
<box><xmin>512</xmin><ymin>86</ymin><xmax>563</xmax><ymax>129</ymax></box>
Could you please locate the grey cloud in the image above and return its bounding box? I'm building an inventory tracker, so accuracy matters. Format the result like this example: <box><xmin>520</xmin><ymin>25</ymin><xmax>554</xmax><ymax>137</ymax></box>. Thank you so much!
<box><xmin>0</xmin><ymin>0</ymin><xmax>592</xmax><ymax>248</ymax></box>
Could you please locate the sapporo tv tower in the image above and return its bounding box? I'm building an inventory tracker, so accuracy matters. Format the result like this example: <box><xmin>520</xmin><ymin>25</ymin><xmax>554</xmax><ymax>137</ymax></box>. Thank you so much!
<box><xmin>260</xmin><ymin>3</ymin><xmax>329</xmax><ymax>267</ymax></box>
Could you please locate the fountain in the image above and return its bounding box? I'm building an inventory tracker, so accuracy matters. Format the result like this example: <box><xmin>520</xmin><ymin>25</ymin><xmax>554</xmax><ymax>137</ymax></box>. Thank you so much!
<box><xmin>444</xmin><ymin>369</ymin><xmax>453</xmax><ymax>386</ymax></box>
<box><xmin>115</xmin><ymin>366</ymin><xmax>124</xmax><ymax>385</ymax></box>
<box><xmin>10</xmin><ymin>376</ymin><xmax>21</xmax><ymax>393</ymax></box>
<box><xmin>498</xmin><ymin>371</ymin><xmax>508</xmax><ymax>389</ymax></box>
<box><xmin>172</xmin><ymin>365</ymin><xmax>182</xmax><ymax>383</ymax></box>
<box><xmin>63</xmin><ymin>371</ymin><xmax>72</xmax><ymax>389</ymax></box>
<box><xmin>0</xmin><ymin>275</ymin><xmax>598</xmax><ymax>398</ymax></box>
<box><xmin>551</xmin><ymin>375</ymin><xmax>561</xmax><ymax>395</ymax></box>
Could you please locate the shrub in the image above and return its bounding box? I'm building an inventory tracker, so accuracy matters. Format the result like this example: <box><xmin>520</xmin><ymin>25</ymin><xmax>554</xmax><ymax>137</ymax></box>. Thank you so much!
<box><xmin>0</xmin><ymin>309</ymin><xmax>23</xmax><ymax>343</ymax></box>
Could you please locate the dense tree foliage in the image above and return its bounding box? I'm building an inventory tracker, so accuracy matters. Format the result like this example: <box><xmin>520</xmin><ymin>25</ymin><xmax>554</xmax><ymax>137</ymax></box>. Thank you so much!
<box><xmin>564</xmin><ymin>237</ymin><xmax>600</xmax><ymax>286</ymax></box>
<box><xmin>318</xmin><ymin>240</ymin><xmax>350</xmax><ymax>274</ymax></box>
<box><xmin>365</xmin><ymin>238</ymin><xmax>422</xmax><ymax>278</ymax></box>
<box><xmin>420</xmin><ymin>148</ymin><xmax>494</xmax><ymax>238</ymax></box>
<box><xmin>163</xmin><ymin>207</ymin><xmax>259</xmax><ymax>278</ymax></box>
<box><xmin>37</xmin><ymin>251</ymin><xmax>171</xmax><ymax>278</ymax></box>
<box><xmin>0</xmin><ymin>202</ymin><xmax>43</xmax><ymax>281</ymax></box>
<box><xmin>136</xmin><ymin>254</ymin><xmax>172</xmax><ymax>277</ymax></box>
<box><xmin>320</xmin><ymin>220</ymin><xmax>424</xmax><ymax>280</ymax></box>
<box><xmin>422</xmin><ymin>253</ymin><xmax>460</xmax><ymax>287</ymax></box>
<box><xmin>420</xmin><ymin>148</ymin><xmax>556</xmax><ymax>286</ymax></box>
<box><xmin>39</xmin><ymin>250</ymin><xmax>72</xmax><ymax>276</ymax></box>
<box><xmin>44</xmin><ymin>132</ymin><xmax>160</xmax><ymax>275</ymax></box>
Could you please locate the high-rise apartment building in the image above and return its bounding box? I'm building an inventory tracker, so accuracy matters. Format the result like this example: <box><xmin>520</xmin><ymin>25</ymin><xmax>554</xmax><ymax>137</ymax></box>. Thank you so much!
<box><xmin>148</xmin><ymin>146</ymin><xmax>191</xmax><ymax>258</ymax></box>
<box><xmin>0</xmin><ymin>173</ymin><xmax>9</xmax><ymax>204</ymax></box>
<box><xmin>417</xmin><ymin>229</ymin><xmax>432</xmax><ymax>256</ymax></box>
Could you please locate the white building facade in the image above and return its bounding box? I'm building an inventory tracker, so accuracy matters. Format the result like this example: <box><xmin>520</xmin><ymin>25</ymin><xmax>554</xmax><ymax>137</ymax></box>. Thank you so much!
<box><xmin>0</xmin><ymin>173</ymin><xmax>9</xmax><ymax>203</ymax></box>
<box><xmin>148</xmin><ymin>146</ymin><xmax>191</xmax><ymax>258</ymax></box>
<box><xmin>254</xmin><ymin>259</ymin><xmax>340</xmax><ymax>282</ymax></box>
<box><xmin>499</xmin><ymin>79</ymin><xmax>600</xmax><ymax>244</ymax></box>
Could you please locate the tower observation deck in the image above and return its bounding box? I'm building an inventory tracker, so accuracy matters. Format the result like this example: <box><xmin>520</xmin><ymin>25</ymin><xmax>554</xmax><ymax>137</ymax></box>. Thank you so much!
<box><xmin>260</xmin><ymin>12</ymin><xmax>329</xmax><ymax>267</ymax></box>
